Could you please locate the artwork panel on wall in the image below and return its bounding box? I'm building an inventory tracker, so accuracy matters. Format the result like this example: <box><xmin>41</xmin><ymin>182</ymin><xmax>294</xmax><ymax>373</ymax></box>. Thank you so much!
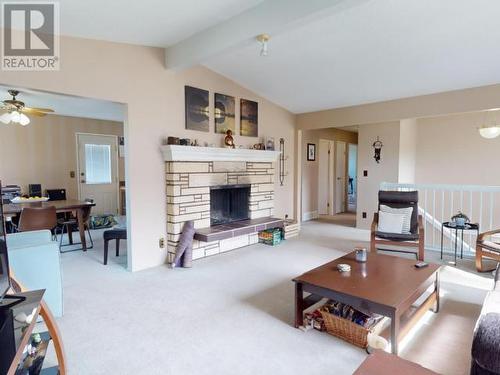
<box><xmin>307</xmin><ymin>143</ymin><xmax>316</xmax><ymax>161</ymax></box>
<box><xmin>185</xmin><ymin>86</ymin><xmax>209</xmax><ymax>132</ymax></box>
<box><xmin>240</xmin><ymin>99</ymin><xmax>258</xmax><ymax>137</ymax></box>
<box><xmin>214</xmin><ymin>93</ymin><xmax>235</xmax><ymax>134</ymax></box>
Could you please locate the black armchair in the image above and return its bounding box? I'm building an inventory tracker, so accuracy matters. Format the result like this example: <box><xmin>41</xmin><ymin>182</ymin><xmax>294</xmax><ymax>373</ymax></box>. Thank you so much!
<box><xmin>370</xmin><ymin>190</ymin><xmax>425</xmax><ymax>261</ymax></box>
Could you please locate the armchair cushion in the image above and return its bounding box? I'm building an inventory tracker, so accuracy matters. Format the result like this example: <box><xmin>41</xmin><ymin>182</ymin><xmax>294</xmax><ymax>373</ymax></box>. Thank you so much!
<box><xmin>380</xmin><ymin>205</ymin><xmax>413</xmax><ymax>233</ymax></box>
<box><xmin>375</xmin><ymin>231</ymin><xmax>420</xmax><ymax>242</ymax></box>
<box><xmin>378</xmin><ymin>211</ymin><xmax>405</xmax><ymax>234</ymax></box>
<box><xmin>379</xmin><ymin>190</ymin><xmax>419</xmax><ymax>233</ymax></box>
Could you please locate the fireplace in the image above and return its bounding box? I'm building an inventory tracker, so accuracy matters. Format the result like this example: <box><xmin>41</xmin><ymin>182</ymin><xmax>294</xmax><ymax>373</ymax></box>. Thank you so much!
<box><xmin>210</xmin><ymin>184</ymin><xmax>250</xmax><ymax>226</ymax></box>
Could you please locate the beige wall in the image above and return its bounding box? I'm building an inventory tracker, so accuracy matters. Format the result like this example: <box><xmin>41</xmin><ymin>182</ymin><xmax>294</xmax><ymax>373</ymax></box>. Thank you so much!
<box><xmin>296</xmin><ymin>83</ymin><xmax>500</xmax><ymax>130</ymax></box>
<box><xmin>0</xmin><ymin>35</ymin><xmax>296</xmax><ymax>271</ymax></box>
<box><xmin>415</xmin><ymin>111</ymin><xmax>500</xmax><ymax>185</ymax></box>
<box><xmin>0</xmin><ymin>114</ymin><xmax>124</xmax><ymax>199</ymax></box>
<box><xmin>398</xmin><ymin>118</ymin><xmax>418</xmax><ymax>184</ymax></box>
<box><xmin>356</xmin><ymin>121</ymin><xmax>400</xmax><ymax>229</ymax></box>
<box><xmin>301</xmin><ymin>128</ymin><xmax>357</xmax><ymax>218</ymax></box>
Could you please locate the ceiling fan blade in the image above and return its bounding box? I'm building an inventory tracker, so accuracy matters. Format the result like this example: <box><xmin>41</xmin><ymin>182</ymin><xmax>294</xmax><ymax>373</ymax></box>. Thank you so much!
<box><xmin>22</xmin><ymin>107</ymin><xmax>54</xmax><ymax>116</ymax></box>
<box><xmin>20</xmin><ymin>109</ymin><xmax>48</xmax><ymax>117</ymax></box>
<box><xmin>23</xmin><ymin>106</ymin><xmax>54</xmax><ymax>113</ymax></box>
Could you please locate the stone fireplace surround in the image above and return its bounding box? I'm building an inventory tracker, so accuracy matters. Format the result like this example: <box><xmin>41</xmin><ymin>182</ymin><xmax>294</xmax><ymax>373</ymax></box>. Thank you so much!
<box><xmin>162</xmin><ymin>145</ymin><xmax>282</xmax><ymax>261</ymax></box>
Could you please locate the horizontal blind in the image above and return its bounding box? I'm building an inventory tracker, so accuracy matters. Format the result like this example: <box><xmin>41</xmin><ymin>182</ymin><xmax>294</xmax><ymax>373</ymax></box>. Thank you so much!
<box><xmin>85</xmin><ymin>144</ymin><xmax>111</xmax><ymax>184</ymax></box>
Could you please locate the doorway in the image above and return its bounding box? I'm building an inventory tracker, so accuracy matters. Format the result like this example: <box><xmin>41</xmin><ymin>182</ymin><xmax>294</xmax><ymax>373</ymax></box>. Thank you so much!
<box><xmin>317</xmin><ymin>138</ymin><xmax>356</xmax><ymax>227</ymax></box>
<box><xmin>76</xmin><ymin>133</ymin><xmax>119</xmax><ymax>216</ymax></box>
<box><xmin>335</xmin><ymin>141</ymin><xmax>347</xmax><ymax>214</ymax></box>
<box><xmin>347</xmin><ymin>143</ymin><xmax>357</xmax><ymax>213</ymax></box>
<box><xmin>318</xmin><ymin>139</ymin><xmax>334</xmax><ymax>215</ymax></box>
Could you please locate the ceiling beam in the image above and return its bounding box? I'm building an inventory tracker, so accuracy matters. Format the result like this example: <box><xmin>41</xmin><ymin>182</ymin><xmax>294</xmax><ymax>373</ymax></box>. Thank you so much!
<box><xmin>165</xmin><ymin>0</ymin><xmax>366</xmax><ymax>70</ymax></box>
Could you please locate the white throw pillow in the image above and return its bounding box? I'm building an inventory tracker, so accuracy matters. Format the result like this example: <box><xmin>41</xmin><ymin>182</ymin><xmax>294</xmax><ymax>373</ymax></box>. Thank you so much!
<box><xmin>378</xmin><ymin>211</ymin><xmax>405</xmax><ymax>234</ymax></box>
<box><xmin>380</xmin><ymin>205</ymin><xmax>413</xmax><ymax>234</ymax></box>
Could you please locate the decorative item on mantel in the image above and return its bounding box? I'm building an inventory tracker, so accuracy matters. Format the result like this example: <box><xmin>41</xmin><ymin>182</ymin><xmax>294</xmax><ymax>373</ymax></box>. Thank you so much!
<box><xmin>224</xmin><ymin>129</ymin><xmax>236</xmax><ymax>149</ymax></box>
<box><xmin>167</xmin><ymin>136</ymin><xmax>180</xmax><ymax>145</ymax></box>
<box><xmin>372</xmin><ymin>136</ymin><xmax>383</xmax><ymax>163</ymax></box>
<box><xmin>265</xmin><ymin>137</ymin><xmax>275</xmax><ymax>151</ymax></box>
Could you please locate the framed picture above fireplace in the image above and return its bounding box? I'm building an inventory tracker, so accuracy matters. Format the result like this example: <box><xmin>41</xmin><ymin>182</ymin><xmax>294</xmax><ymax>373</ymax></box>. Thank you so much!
<box><xmin>185</xmin><ymin>85</ymin><xmax>209</xmax><ymax>132</ymax></box>
<box><xmin>240</xmin><ymin>99</ymin><xmax>258</xmax><ymax>137</ymax></box>
<box><xmin>214</xmin><ymin>93</ymin><xmax>235</xmax><ymax>134</ymax></box>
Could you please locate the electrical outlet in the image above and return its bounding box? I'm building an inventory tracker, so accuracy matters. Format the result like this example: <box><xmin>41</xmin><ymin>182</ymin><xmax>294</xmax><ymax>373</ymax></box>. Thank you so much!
<box><xmin>362</xmin><ymin>212</ymin><xmax>367</xmax><ymax>219</ymax></box>
<box><xmin>159</xmin><ymin>237</ymin><xmax>165</xmax><ymax>249</ymax></box>
<box><xmin>363</xmin><ymin>170</ymin><xmax>368</xmax><ymax>177</ymax></box>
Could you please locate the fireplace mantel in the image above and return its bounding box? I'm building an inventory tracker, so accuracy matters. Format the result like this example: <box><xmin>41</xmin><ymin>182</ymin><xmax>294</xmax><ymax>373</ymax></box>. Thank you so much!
<box><xmin>161</xmin><ymin>145</ymin><xmax>281</xmax><ymax>162</ymax></box>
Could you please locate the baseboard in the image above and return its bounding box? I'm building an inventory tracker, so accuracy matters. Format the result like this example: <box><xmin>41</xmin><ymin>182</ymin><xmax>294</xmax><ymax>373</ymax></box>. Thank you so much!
<box><xmin>302</xmin><ymin>210</ymin><xmax>319</xmax><ymax>222</ymax></box>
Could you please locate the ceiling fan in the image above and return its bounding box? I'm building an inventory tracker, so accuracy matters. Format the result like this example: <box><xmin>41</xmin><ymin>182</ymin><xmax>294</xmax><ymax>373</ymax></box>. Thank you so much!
<box><xmin>0</xmin><ymin>89</ymin><xmax>54</xmax><ymax>126</ymax></box>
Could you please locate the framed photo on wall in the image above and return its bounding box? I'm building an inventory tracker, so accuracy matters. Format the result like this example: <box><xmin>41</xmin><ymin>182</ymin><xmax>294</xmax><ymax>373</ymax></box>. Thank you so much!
<box><xmin>240</xmin><ymin>99</ymin><xmax>258</xmax><ymax>137</ymax></box>
<box><xmin>307</xmin><ymin>143</ymin><xmax>316</xmax><ymax>161</ymax></box>
<box><xmin>185</xmin><ymin>85</ymin><xmax>209</xmax><ymax>132</ymax></box>
<box><xmin>214</xmin><ymin>93</ymin><xmax>235</xmax><ymax>134</ymax></box>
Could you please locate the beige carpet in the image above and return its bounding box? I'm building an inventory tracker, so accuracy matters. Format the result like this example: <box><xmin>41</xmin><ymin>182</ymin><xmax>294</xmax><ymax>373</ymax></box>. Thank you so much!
<box><xmin>52</xmin><ymin>220</ymin><xmax>493</xmax><ymax>374</ymax></box>
<box><xmin>318</xmin><ymin>213</ymin><xmax>357</xmax><ymax>227</ymax></box>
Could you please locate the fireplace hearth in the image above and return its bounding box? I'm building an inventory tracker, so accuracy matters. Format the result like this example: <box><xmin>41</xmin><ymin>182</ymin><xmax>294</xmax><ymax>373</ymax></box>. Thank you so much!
<box><xmin>210</xmin><ymin>184</ymin><xmax>250</xmax><ymax>226</ymax></box>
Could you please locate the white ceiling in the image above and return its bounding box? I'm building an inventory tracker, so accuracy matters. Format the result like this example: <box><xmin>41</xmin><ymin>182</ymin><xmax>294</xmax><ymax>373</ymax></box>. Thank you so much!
<box><xmin>204</xmin><ymin>0</ymin><xmax>500</xmax><ymax>113</ymax></box>
<box><xmin>0</xmin><ymin>85</ymin><xmax>124</xmax><ymax>122</ymax></box>
<box><xmin>60</xmin><ymin>0</ymin><xmax>263</xmax><ymax>47</ymax></box>
<box><xmin>15</xmin><ymin>1</ymin><xmax>500</xmax><ymax>115</ymax></box>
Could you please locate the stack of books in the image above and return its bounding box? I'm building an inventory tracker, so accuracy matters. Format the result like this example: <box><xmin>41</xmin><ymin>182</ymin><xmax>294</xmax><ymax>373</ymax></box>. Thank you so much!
<box><xmin>283</xmin><ymin>220</ymin><xmax>300</xmax><ymax>239</ymax></box>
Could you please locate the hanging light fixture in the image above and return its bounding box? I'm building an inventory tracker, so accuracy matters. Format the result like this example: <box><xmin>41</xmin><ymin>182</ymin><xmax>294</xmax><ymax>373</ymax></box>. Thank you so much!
<box><xmin>479</xmin><ymin>108</ymin><xmax>500</xmax><ymax>139</ymax></box>
<box><xmin>256</xmin><ymin>34</ymin><xmax>270</xmax><ymax>56</ymax></box>
<box><xmin>0</xmin><ymin>110</ymin><xmax>30</xmax><ymax>126</ymax></box>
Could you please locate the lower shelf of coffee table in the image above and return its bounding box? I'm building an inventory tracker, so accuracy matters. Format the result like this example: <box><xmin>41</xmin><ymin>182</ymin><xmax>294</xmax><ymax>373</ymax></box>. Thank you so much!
<box><xmin>379</xmin><ymin>292</ymin><xmax>437</xmax><ymax>345</ymax></box>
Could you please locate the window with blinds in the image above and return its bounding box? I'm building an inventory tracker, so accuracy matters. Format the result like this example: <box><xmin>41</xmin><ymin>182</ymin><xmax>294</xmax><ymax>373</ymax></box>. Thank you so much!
<box><xmin>85</xmin><ymin>144</ymin><xmax>112</xmax><ymax>184</ymax></box>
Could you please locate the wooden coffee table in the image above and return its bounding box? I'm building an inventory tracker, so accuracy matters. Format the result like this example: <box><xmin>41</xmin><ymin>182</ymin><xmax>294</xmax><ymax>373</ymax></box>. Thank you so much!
<box><xmin>293</xmin><ymin>251</ymin><xmax>440</xmax><ymax>354</ymax></box>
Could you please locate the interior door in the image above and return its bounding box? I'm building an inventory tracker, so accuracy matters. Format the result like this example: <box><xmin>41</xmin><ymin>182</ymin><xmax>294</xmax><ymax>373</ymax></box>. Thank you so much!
<box><xmin>77</xmin><ymin>134</ymin><xmax>119</xmax><ymax>216</ymax></box>
<box><xmin>335</xmin><ymin>141</ymin><xmax>347</xmax><ymax>214</ymax></box>
<box><xmin>318</xmin><ymin>139</ymin><xmax>330</xmax><ymax>215</ymax></box>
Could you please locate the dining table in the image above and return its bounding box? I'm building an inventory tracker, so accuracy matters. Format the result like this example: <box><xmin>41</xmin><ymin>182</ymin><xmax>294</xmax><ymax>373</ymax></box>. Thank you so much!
<box><xmin>3</xmin><ymin>199</ymin><xmax>96</xmax><ymax>251</ymax></box>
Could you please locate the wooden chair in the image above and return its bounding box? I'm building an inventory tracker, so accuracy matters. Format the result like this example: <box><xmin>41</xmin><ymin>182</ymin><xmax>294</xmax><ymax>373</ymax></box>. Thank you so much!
<box><xmin>18</xmin><ymin>206</ymin><xmax>57</xmax><ymax>232</ymax></box>
<box><xmin>370</xmin><ymin>190</ymin><xmax>425</xmax><ymax>261</ymax></box>
<box><xmin>476</xmin><ymin>229</ymin><xmax>500</xmax><ymax>272</ymax></box>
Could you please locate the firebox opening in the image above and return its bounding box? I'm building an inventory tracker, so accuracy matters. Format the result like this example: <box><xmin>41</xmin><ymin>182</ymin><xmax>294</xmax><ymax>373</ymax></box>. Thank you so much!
<box><xmin>210</xmin><ymin>184</ymin><xmax>250</xmax><ymax>226</ymax></box>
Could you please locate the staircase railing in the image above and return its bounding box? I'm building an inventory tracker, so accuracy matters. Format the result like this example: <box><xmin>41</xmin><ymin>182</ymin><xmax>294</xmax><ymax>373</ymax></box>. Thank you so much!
<box><xmin>380</xmin><ymin>182</ymin><xmax>500</xmax><ymax>256</ymax></box>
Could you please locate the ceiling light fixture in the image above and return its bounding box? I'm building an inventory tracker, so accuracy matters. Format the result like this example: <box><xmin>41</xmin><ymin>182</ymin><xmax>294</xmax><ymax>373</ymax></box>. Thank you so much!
<box><xmin>479</xmin><ymin>125</ymin><xmax>500</xmax><ymax>139</ymax></box>
<box><xmin>256</xmin><ymin>34</ymin><xmax>270</xmax><ymax>57</ymax></box>
<box><xmin>479</xmin><ymin>108</ymin><xmax>500</xmax><ymax>139</ymax></box>
<box><xmin>0</xmin><ymin>110</ymin><xmax>30</xmax><ymax>126</ymax></box>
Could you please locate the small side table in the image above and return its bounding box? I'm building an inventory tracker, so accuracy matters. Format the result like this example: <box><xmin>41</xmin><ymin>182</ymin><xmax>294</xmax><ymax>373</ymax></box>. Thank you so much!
<box><xmin>440</xmin><ymin>222</ymin><xmax>479</xmax><ymax>265</ymax></box>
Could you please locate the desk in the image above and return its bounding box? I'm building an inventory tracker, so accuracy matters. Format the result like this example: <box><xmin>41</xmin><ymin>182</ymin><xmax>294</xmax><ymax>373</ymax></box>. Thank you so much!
<box><xmin>3</xmin><ymin>199</ymin><xmax>96</xmax><ymax>251</ymax></box>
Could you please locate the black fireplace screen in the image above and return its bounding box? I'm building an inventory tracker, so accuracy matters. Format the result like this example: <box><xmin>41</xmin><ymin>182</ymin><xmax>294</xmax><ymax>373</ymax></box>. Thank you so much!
<box><xmin>210</xmin><ymin>184</ymin><xmax>250</xmax><ymax>226</ymax></box>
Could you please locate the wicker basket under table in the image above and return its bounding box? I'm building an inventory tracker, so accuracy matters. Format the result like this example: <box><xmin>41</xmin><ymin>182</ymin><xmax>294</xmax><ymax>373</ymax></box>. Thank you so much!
<box><xmin>319</xmin><ymin>307</ymin><xmax>372</xmax><ymax>348</ymax></box>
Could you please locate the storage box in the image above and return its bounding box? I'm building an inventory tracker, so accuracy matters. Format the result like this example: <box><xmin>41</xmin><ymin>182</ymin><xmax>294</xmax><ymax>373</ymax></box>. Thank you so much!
<box><xmin>258</xmin><ymin>228</ymin><xmax>282</xmax><ymax>246</ymax></box>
